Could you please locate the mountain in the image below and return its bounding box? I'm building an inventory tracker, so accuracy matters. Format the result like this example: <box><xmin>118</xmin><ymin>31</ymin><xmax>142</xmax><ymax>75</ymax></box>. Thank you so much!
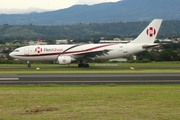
<box><xmin>0</xmin><ymin>0</ymin><xmax>180</xmax><ymax>25</ymax></box>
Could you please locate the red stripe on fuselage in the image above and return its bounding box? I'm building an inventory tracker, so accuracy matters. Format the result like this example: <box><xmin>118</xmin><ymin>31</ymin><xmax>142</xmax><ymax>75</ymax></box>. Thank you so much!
<box><xmin>63</xmin><ymin>44</ymin><xmax>115</xmax><ymax>54</ymax></box>
<box><xmin>15</xmin><ymin>44</ymin><xmax>115</xmax><ymax>57</ymax></box>
<box><xmin>16</xmin><ymin>52</ymin><xmax>60</xmax><ymax>57</ymax></box>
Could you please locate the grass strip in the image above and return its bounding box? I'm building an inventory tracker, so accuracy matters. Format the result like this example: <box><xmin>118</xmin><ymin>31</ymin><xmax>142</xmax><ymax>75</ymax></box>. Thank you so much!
<box><xmin>0</xmin><ymin>84</ymin><xmax>180</xmax><ymax>120</ymax></box>
<box><xmin>0</xmin><ymin>62</ymin><xmax>180</xmax><ymax>74</ymax></box>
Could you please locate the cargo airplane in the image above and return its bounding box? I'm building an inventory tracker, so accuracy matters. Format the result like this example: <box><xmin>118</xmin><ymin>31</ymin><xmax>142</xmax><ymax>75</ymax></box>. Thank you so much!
<box><xmin>9</xmin><ymin>19</ymin><xmax>162</xmax><ymax>68</ymax></box>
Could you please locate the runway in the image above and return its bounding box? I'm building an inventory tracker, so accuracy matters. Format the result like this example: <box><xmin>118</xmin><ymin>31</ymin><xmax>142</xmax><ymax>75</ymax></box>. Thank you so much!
<box><xmin>0</xmin><ymin>73</ymin><xmax>180</xmax><ymax>84</ymax></box>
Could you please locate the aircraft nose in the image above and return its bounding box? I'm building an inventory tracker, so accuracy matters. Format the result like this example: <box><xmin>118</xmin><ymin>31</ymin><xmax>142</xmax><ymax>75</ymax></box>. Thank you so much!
<box><xmin>9</xmin><ymin>52</ymin><xmax>14</xmax><ymax>57</ymax></box>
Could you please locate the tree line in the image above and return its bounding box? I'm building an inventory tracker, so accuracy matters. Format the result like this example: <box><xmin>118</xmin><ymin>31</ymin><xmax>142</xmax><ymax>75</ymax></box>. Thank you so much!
<box><xmin>0</xmin><ymin>20</ymin><xmax>180</xmax><ymax>43</ymax></box>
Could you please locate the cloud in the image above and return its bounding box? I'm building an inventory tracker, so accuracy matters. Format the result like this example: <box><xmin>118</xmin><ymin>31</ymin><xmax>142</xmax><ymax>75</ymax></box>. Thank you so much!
<box><xmin>0</xmin><ymin>0</ymin><xmax>77</xmax><ymax>10</ymax></box>
<box><xmin>0</xmin><ymin>0</ymin><xmax>120</xmax><ymax>14</ymax></box>
<box><xmin>0</xmin><ymin>8</ymin><xmax>49</xmax><ymax>14</ymax></box>
<box><xmin>77</xmin><ymin>0</ymin><xmax>119</xmax><ymax>5</ymax></box>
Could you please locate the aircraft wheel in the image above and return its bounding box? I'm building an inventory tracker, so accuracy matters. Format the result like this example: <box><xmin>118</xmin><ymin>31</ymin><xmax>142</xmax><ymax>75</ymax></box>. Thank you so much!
<box><xmin>78</xmin><ymin>63</ymin><xmax>82</xmax><ymax>67</ymax></box>
<box><xmin>78</xmin><ymin>63</ymin><xmax>89</xmax><ymax>67</ymax></box>
<box><xmin>85</xmin><ymin>64</ymin><xmax>89</xmax><ymax>67</ymax></box>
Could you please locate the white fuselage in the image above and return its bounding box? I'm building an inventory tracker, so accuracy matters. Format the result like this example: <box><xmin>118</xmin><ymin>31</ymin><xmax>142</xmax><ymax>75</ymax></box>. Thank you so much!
<box><xmin>9</xmin><ymin>43</ymin><xmax>144</xmax><ymax>62</ymax></box>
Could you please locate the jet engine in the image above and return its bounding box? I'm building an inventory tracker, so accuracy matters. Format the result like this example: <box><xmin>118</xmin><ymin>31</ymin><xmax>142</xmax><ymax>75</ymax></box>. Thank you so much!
<box><xmin>58</xmin><ymin>56</ymin><xmax>71</xmax><ymax>64</ymax></box>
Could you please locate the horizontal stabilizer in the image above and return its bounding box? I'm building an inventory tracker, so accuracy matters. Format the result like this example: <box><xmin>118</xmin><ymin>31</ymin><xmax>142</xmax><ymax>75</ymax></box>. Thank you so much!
<box><xmin>142</xmin><ymin>44</ymin><xmax>160</xmax><ymax>49</ymax></box>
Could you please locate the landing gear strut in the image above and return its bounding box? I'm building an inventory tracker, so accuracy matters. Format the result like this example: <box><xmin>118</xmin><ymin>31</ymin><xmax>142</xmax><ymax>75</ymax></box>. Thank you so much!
<box><xmin>27</xmin><ymin>61</ymin><xmax>31</xmax><ymax>68</ymax></box>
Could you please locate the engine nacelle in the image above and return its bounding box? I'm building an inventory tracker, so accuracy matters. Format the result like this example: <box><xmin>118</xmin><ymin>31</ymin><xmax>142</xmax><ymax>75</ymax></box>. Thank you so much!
<box><xmin>58</xmin><ymin>56</ymin><xmax>71</xmax><ymax>64</ymax></box>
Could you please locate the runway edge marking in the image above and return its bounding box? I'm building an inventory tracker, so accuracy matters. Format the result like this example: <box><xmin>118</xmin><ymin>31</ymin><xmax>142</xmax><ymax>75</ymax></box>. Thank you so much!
<box><xmin>0</xmin><ymin>78</ymin><xmax>19</xmax><ymax>81</ymax></box>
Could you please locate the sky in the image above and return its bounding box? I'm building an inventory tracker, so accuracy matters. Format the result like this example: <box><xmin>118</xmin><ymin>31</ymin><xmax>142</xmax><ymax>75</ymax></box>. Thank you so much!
<box><xmin>0</xmin><ymin>0</ymin><xmax>120</xmax><ymax>14</ymax></box>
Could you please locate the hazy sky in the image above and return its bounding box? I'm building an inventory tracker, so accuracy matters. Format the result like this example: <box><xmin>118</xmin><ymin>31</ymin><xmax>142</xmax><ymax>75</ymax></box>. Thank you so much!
<box><xmin>0</xmin><ymin>0</ymin><xmax>119</xmax><ymax>14</ymax></box>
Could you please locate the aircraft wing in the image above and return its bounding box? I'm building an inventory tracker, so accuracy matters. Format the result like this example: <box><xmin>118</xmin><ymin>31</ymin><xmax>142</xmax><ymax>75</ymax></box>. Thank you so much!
<box><xmin>73</xmin><ymin>49</ymin><xmax>112</xmax><ymax>58</ymax></box>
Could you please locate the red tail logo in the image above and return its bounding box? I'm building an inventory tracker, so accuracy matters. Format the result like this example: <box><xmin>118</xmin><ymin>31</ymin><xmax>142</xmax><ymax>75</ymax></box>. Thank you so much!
<box><xmin>146</xmin><ymin>27</ymin><xmax>156</xmax><ymax>37</ymax></box>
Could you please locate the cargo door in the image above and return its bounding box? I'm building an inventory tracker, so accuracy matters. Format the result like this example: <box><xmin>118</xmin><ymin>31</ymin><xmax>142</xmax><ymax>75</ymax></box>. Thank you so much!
<box><xmin>28</xmin><ymin>47</ymin><xmax>34</xmax><ymax>55</ymax></box>
<box><xmin>24</xmin><ymin>47</ymin><xmax>29</xmax><ymax>55</ymax></box>
<box><xmin>119</xmin><ymin>45</ymin><xmax>128</xmax><ymax>54</ymax></box>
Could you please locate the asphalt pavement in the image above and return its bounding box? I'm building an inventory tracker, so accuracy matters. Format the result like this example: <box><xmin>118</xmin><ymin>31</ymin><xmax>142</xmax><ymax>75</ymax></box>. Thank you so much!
<box><xmin>0</xmin><ymin>73</ymin><xmax>180</xmax><ymax>85</ymax></box>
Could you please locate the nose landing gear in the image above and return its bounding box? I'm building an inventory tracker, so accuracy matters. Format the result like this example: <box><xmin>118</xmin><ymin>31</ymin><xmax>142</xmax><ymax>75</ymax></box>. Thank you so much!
<box><xmin>27</xmin><ymin>61</ymin><xmax>31</xmax><ymax>68</ymax></box>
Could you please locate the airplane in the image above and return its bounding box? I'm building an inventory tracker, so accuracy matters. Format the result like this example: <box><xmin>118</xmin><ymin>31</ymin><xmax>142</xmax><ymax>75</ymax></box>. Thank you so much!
<box><xmin>9</xmin><ymin>19</ymin><xmax>162</xmax><ymax>68</ymax></box>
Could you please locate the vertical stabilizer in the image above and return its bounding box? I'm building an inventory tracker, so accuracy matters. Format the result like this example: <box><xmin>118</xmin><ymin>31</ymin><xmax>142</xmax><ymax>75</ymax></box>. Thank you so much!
<box><xmin>131</xmin><ymin>19</ymin><xmax>162</xmax><ymax>44</ymax></box>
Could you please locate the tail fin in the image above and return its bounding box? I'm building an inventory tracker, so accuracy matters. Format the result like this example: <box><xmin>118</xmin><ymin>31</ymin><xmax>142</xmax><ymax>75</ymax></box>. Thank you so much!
<box><xmin>131</xmin><ymin>19</ymin><xmax>162</xmax><ymax>44</ymax></box>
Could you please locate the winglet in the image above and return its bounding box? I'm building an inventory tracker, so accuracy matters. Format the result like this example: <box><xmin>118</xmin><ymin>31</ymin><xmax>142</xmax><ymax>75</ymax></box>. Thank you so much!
<box><xmin>131</xmin><ymin>19</ymin><xmax>162</xmax><ymax>44</ymax></box>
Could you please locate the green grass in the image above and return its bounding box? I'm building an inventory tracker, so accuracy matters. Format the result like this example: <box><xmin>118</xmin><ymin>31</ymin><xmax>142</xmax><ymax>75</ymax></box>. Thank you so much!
<box><xmin>0</xmin><ymin>84</ymin><xmax>180</xmax><ymax>120</ymax></box>
<box><xmin>0</xmin><ymin>62</ymin><xmax>180</xmax><ymax>74</ymax></box>
<box><xmin>1</xmin><ymin>61</ymin><xmax>180</xmax><ymax>67</ymax></box>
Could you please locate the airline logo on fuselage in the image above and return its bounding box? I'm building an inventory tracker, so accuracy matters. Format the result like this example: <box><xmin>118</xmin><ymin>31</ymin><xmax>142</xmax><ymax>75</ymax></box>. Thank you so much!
<box><xmin>35</xmin><ymin>47</ymin><xmax>63</xmax><ymax>53</ymax></box>
<box><xmin>44</xmin><ymin>48</ymin><xmax>63</xmax><ymax>52</ymax></box>
<box><xmin>35</xmin><ymin>47</ymin><xmax>42</xmax><ymax>53</ymax></box>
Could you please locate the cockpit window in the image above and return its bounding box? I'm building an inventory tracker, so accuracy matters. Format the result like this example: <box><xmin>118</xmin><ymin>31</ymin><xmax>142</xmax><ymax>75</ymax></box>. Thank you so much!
<box><xmin>13</xmin><ymin>49</ymin><xmax>19</xmax><ymax>52</ymax></box>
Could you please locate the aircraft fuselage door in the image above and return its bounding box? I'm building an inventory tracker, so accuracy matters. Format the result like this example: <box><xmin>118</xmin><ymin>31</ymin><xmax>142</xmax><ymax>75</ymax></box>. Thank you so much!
<box><xmin>24</xmin><ymin>48</ymin><xmax>29</xmax><ymax>55</ymax></box>
<box><xmin>24</xmin><ymin>47</ymin><xmax>34</xmax><ymax>55</ymax></box>
<box><xmin>28</xmin><ymin>47</ymin><xmax>34</xmax><ymax>55</ymax></box>
<box><xmin>123</xmin><ymin>47</ymin><xmax>128</xmax><ymax>54</ymax></box>
<box><xmin>119</xmin><ymin>45</ymin><xmax>128</xmax><ymax>54</ymax></box>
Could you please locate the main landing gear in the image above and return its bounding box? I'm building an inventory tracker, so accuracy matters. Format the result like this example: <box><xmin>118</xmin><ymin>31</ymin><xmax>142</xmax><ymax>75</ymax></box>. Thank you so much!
<box><xmin>27</xmin><ymin>61</ymin><xmax>31</xmax><ymax>68</ymax></box>
<box><xmin>78</xmin><ymin>63</ymin><xmax>89</xmax><ymax>67</ymax></box>
<box><xmin>78</xmin><ymin>60</ymin><xmax>89</xmax><ymax>67</ymax></box>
